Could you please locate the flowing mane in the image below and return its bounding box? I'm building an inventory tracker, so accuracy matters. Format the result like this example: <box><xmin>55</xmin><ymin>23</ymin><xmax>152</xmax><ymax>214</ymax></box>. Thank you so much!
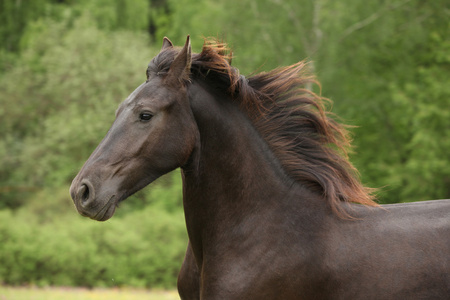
<box><xmin>149</xmin><ymin>39</ymin><xmax>377</xmax><ymax>216</ymax></box>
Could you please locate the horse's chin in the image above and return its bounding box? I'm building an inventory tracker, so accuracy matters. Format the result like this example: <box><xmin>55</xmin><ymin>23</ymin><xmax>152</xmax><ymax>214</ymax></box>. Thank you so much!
<box><xmin>90</xmin><ymin>202</ymin><xmax>117</xmax><ymax>221</ymax></box>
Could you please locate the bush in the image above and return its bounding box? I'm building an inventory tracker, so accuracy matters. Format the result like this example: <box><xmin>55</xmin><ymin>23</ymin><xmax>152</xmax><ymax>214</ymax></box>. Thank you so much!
<box><xmin>0</xmin><ymin>12</ymin><xmax>188</xmax><ymax>288</ymax></box>
<box><xmin>0</xmin><ymin>193</ymin><xmax>188</xmax><ymax>288</ymax></box>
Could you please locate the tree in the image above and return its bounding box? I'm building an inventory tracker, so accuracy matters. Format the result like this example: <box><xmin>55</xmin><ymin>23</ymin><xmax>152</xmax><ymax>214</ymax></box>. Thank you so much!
<box><xmin>0</xmin><ymin>12</ymin><xmax>153</xmax><ymax>208</ymax></box>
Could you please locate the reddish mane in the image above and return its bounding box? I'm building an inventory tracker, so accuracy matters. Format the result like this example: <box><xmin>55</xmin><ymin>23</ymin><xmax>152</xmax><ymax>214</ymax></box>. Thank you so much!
<box><xmin>151</xmin><ymin>39</ymin><xmax>377</xmax><ymax>216</ymax></box>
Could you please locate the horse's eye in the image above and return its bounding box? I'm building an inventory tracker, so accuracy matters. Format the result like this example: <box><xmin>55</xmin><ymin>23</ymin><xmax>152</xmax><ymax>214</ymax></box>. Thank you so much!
<box><xmin>139</xmin><ymin>112</ymin><xmax>153</xmax><ymax>121</ymax></box>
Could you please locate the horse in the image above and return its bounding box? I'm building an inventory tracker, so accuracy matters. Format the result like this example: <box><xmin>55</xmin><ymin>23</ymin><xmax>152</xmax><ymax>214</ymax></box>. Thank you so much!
<box><xmin>70</xmin><ymin>36</ymin><xmax>450</xmax><ymax>299</ymax></box>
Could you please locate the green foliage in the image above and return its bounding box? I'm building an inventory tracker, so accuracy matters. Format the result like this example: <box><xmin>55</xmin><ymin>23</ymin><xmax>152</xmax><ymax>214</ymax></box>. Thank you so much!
<box><xmin>151</xmin><ymin>0</ymin><xmax>314</xmax><ymax>73</ymax></box>
<box><xmin>0</xmin><ymin>191</ymin><xmax>187</xmax><ymax>288</ymax></box>
<box><xmin>0</xmin><ymin>7</ymin><xmax>188</xmax><ymax>288</ymax></box>
<box><xmin>0</xmin><ymin>0</ymin><xmax>52</xmax><ymax>53</ymax></box>
<box><xmin>118</xmin><ymin>171</ymin><xmax>184</xmax><ymax>216</ymax></box>
<box><xmin>322</xmin><ymin>0</ymin><xmax>450</xmax><ymax>202</ymax></box>
<box><xmin>72</xmin><ymin>0</ymin><xmax>150</xmax><ymax>32</ymax></box>
<box><xmin>0</xmin><ymin>12</ymin><xmax>153</xmax><ymax>207</ymax></box>
<box><xmin>0</xmin><ymin>0</ymin><xmax>149</xmax><ymax>54</ymax></box>
<box><xmin>382</xmin><ymin>31</ymin><xmax>450</xmax><ymax>201</ymax></box>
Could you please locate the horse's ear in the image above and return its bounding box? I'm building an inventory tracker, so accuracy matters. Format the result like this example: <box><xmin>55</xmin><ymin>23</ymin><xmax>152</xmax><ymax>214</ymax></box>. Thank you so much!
<box><xmin>167</xmin><ymin>35</ymin><xmax>191</xmax><ymax>83</ymax></box>
<box><xmin>161</xmin><ymin>37</ymin><xmax>173</xmax><ymax>51</ymax></box>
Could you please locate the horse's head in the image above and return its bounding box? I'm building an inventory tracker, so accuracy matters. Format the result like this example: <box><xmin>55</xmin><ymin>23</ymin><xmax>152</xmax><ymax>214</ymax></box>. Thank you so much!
<box><xmin>70</xmin><ymin>36</ymin><xmax>198</xmax><ymax>221</ymax></box>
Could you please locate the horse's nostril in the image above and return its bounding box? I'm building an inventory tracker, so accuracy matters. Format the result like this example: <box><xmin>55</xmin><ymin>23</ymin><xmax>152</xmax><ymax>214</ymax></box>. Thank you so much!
<box><xmin>77</xmin><ymin>180</ymin><xmax>95</xmax><ymax>208</ymax></box>
<box><xmin>80</xmin><ymin>184</ymin><xmax>90</xmax><ymax>203</ymax></box>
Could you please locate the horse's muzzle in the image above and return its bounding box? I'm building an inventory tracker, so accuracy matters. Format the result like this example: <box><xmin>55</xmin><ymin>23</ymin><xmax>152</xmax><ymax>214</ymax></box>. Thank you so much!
<box><xmin>70</xmin><ymin>178</ymin><xmax>117</xmax><ymax>221</ymax></box>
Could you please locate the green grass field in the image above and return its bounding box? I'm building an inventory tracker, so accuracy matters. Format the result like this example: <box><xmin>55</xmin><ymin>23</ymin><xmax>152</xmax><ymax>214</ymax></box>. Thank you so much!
<box><xmin>0</xmin><ymin>287</ymin><xmax>180</xmax><ymax>300</ymax></box>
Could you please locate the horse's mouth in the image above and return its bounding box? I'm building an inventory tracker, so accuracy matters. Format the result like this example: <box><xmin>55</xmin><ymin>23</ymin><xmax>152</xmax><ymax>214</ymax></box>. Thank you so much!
<box><xmin>79</xmin><ymin>195</ymin><xmax>118</xmax><ymax>222</ymax></box>
<box><xmin>94</xmin><ymin>195</ymin><xmax>118</xmax><ymax>221</ymax></box>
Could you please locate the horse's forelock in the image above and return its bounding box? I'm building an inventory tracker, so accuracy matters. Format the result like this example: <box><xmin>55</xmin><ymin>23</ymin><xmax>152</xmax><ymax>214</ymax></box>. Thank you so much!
<box><xmin>148</xmin><ymin>47</ymin><xmax>179</xmax><ymax>76</ymax></box>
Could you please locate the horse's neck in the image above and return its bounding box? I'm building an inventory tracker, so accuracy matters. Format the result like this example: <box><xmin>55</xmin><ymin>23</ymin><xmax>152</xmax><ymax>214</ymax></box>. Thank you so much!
<box><xmin>182</xmin><ymin>81</ymin><xmax>322</xmax><ymax>265</ymax></box>
<box><xmin>184</xmin><ymin>81</ymin><xmax>292</xmax><ymax>198</ymax></box>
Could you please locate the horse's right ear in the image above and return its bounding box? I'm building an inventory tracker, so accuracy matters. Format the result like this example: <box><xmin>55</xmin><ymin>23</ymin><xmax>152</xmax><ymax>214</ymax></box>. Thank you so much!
<box><xmin>161</xmin><ymin>37</ymin><xmax>174</xmax><ymax>51</ymax></box>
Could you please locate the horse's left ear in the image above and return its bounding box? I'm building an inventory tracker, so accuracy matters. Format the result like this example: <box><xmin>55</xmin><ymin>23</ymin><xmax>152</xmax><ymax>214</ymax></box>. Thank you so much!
<box><xmin>167</xmin><ymin>35</ymin><xmax>191</xmax><ymax>83</ymax></box>
<box><xmin>161</xmin><ymin>37</ymin><xmax>173</xmax><ymax>51</ymax></box>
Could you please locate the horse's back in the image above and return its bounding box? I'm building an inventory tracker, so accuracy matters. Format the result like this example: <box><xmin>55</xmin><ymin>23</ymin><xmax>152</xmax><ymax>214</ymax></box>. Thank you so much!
<box><xmin>381</xmin><ymin>198</ymin><xmax>450</xmax><ymax>209</ymax></box>
<box><xmin>379</xmin><ymin>199</ymin><xmax>450</xmax><ymax>236</ymax></box>
<box><xmin>324</xmin><ymin>199</ymin><xmax>450</xmax><ymax>299</ymax></box>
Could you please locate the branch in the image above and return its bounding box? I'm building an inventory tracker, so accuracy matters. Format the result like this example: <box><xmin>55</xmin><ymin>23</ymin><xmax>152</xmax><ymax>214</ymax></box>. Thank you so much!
<box><xmin>339</xmin><ymin>0</ymin><xmax>412</xmax><ymax>41</ymax></box>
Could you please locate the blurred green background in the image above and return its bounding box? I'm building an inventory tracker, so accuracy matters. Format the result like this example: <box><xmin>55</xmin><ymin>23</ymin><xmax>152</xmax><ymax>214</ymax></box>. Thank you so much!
<box><xmin>0</xmin><ymin>0</ymin><xmax>448</xmax><ymax>289</ymax></box>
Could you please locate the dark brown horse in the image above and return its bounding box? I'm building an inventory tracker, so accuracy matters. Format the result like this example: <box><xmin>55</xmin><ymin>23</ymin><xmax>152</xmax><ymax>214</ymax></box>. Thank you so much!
<box><xmin>70</xmin><ymin>36</ymin><xmax>450</xmax><ymax>299</ymax></box>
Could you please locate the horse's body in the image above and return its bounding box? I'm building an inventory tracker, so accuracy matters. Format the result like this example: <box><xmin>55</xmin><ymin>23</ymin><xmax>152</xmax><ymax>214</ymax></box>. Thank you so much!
<box><xmin>70</xmin><ymin>36</ymin><xmax>450</xmax><ymax>299</ymax></box>
<box><xmin>179</xmin><ymin>201</ymin><xmax>450</xmax><ymax>299</ymax></box>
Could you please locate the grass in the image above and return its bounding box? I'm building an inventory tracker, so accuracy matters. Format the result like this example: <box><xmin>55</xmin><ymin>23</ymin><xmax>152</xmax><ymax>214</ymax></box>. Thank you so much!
<box><xmin>0</xmin><ymin>286</ymin><xmax>180</xmax><ymax>300</ymax></box>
